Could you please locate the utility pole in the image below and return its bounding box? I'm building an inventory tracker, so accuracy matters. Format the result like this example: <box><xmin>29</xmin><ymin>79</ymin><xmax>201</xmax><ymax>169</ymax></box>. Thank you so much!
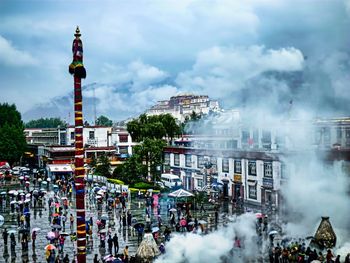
<box><xmin>68</xmin><ymin>26</ymin><xmax>87</xmax><ymax>262</ymax></box>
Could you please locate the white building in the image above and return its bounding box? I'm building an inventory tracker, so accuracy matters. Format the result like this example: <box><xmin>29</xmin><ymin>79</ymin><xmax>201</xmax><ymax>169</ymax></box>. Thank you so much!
<box><xmin>163</xmin><ymin>147</ymin><xmax>282</xmax><ymax>209</ymax></box>
<box><xmin>110</xmin><ymin>127</ymin><xmax>138</xmax><ymax>156</ymax></box>
<box><xmin>146</xmin><ymin>94</ymin><xmax>220</xmax><ymax>122</ymax></box>
<box><xmin>65</xmin><ymin>126</ymin><xmax>112</xmax><ymax>147</ymax></box>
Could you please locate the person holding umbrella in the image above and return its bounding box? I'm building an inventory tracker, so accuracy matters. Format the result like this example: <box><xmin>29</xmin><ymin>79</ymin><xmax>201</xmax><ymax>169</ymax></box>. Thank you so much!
<box><xmin>59</xmin><ymin>234</ymin><xmax>66</xmax><ymax>253</ymax></box>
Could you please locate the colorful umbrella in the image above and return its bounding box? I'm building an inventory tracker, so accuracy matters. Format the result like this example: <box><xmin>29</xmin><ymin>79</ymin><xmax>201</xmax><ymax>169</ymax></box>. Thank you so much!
<box><xmin>46</xmin><ymin>232</ymin><xmax>56</xmax><ymax>240</ymax></box>
<box><xmin>45</xmin><ymin>244</ymin><xmax>56</xmax><ymax>250</ymax></box>
<box><xmin>255</xmin><ymin>213</ymin><xmax>264</xmax><ymax>219</ymax></box>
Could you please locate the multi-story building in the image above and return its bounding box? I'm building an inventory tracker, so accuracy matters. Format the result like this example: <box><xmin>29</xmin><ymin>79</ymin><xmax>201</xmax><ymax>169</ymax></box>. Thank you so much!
<box><xmin>25</xmin><ymin>128</ymin><xmax>61</xmax><ymax>145</ymax></box>
<box><xmin>163</xmin><ymin>146</ymin><xmax>283</xmax><ymax>209</ymax></box>
<box><xmin>25</xmin><ymin>126</ymin><xmax>137</xmax><ymax>167</ymax></box>
<box><xmin>162</xmin><ymin>115</ymin><xmax>350</xmax><ymax>209</ymax></box>
<box><xmin>110</xmin><ymin>127</ymin><xmax>138</xmax><ymax>157</ymax></box>
<box><xmin>146</xmin><ymin>94</ymin><xmax>220</xmax><ymax>122</ymax></box>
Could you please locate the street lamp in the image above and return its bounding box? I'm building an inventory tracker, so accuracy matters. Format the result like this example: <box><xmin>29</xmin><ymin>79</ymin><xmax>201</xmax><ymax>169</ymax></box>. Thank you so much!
<box><xmin>204</xmin><ymin>159</ymin><xmax>212</xmax><ymax>196</ymax></box>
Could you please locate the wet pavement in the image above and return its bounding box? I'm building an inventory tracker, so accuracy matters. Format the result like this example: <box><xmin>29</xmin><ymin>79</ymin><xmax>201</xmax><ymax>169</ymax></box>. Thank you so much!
<box><xmin>0</xmin><ymin>182</ymin><xmax>235</xmax><ymax>262</ymax></box>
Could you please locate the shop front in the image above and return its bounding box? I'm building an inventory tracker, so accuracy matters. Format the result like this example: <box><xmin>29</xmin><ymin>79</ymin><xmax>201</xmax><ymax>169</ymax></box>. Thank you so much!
<box><xmin>261</xmin><ymin>177</ymin><xmax>276</xmax><ymax>211</ymax></box>
<box><xmin>232</xmin><ymin>173</ymin><xmax>244</xmax><ymax>202</ymax></box>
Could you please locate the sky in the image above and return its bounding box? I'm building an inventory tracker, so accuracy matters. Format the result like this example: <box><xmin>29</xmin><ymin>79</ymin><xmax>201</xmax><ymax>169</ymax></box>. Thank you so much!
<box><xmin>1</xmin><ymin>0</ymin><xmax>350</xmax><ymax>122</ymax></box>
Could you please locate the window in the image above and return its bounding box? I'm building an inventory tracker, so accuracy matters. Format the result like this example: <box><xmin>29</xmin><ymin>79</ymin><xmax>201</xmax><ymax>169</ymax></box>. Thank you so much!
<box><xmin>222</xmin><ymin>158</ymin><xmax>229</xmax><ymax>173</ymax></box>
<box><xmin>248</xmin><ymin>184</ymin><xmax>257</xmax><ymax>199</ymax></box>
<box><xmin>174</xmin><ymin>154</ymin><xmax>180</xmax><ymax>166</ymax></box>
<box><xmin>185</xmin><ymin>155</ymin><xmax>192</xmax><ymax>167</ymax></box>
<box><xmin>234</xmin><ymin>160</ymin><xmax>241</xmax><ymax>174</ymax></box>
<box><xmin>70</xmin><ymin>132</ymin><xmax>75</xmax><ymax>140</ymax></box>
<box><xmin>346</xmin><ymin>128</ymin><xmax>350</xmax><ymax>147</ymax></box>
<box><xmin>210</xmin><ymin>156</ymin><xmax>217</xmax><ymax>169</ymax></box>
<box><xmin>197</xmin><ymin>156</ymin><xmax>205</xmax><ymax>168</ymax></box>
<box><xmin>323</xmin><ymin>127</ymin><xmax>331</xmax><ymax>145</ymax></box>
<box><xmin>89</xmin><ymin>131</ymin><xmax>95</xmax><ymax>140</ymax></box>
<box><xmin>262</xmin><ymin>131</ymin><xmax>271</xmax><ymax>143</ymax></box>
<box><xmin>164</xmin><ymin>153</ymin><xmax>170</xmax><ymax>165</ymax></box>
<box><xmin>119</xmin><ymin>146</ymin><xmax>128</xmax><ymax>154</ymax></box>
<box><xmin>197</xmin><ymin>179</ymin><xmax>203</xmax><ymax>188</ymax></box>
<box><xmin>253</xmin><ymin>130</ymin><xmax>259</xmax><ymax>148</ymax></box>
<box><xmin>336</xmin><ymin>127</ymin><xmax>342</xmax><ymax>140</ymax></box>
<box><xmin>119</xmin><ymin>134</ymin><xmax>128</xmax><ymax>143</ymax></box>
<box><xmin>281</xmin><ymin>163</ymin><xmax>287</xmax><ymax>179</ymax></box>
<box><xmin>248</xmin><ymin>161</ymin><xmax>256</xmax><ymax>176</ymax></box>
<box><xmin>264</xmin><ymin>162</ymin><xmax>273</xmax><ymax>178</ymax></box>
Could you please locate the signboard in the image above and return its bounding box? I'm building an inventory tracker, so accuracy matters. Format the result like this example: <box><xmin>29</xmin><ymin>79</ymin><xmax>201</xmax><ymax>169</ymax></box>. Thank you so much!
<box><xmin>263</xmin><ymin>178</ymin><xmax>274</xmax><ymax>188</ymax></box>
<box><xmin>234</xmin><ymin>174</ymin><xmax>242</xmax><ymax>182</ymax></box>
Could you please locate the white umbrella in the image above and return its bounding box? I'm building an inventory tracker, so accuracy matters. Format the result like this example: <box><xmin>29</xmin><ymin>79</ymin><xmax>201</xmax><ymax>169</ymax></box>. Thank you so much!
<box><xmin>169</xmin><ymin>208</ymin><xmax>177</xmax><ymax>212</ymax></box>
<box><xmin>24</xmin><ymin>199</ymin><xmax>31</xmax><ymax>203</ymax></box>
<box><xmin>10</xmin><ymin>201</ymin><xmax>17</xmax><ymax>204</ymax></box>
<box><xmin>269</xmin><ymin>230</ymin><xmax>278</xmax><ymax>236</ymax></box>
<box><xmin>198</xmin><ymin>220</ymin><xmax>207</xmax><ymax>225</ymax></box>
<box><xmin>8</xmin><ymin>190</ymin><xmax>17</xmax><ymax>195</ymax></box>
<box><xmin>32</xmin><ymin>227</ymin><xmax>41</xmax><ymax>232</ymax></box>
<box><xmin>151</xmin><ymin>227</ymin><xmax>159</xmax><ymax>233</ymax></box>
<box><xmin>25</xmin><ymin>193</ymin><xmax>31</xmax><ymax>198</ymax></box>
<box><xmin>0</xmin><ymin>215</ymin><xmax>4</xmax><ymax>226</ymax></box>
<box><xmin>97</xmin><ymin>190</ymin><xmax>105</xmax><ymax>195</ymax></box>
<box><xmin>168</xmin><ymin>189</ymin><xmax>194</xmax><ymax>198</ymax></box>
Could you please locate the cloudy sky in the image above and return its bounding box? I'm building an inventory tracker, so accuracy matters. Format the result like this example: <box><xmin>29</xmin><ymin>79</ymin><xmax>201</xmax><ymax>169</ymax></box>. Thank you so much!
<box><xmin>1</xmin><ymin>0</ymin><xmax>350</xmax><ymax>122</ymax></box>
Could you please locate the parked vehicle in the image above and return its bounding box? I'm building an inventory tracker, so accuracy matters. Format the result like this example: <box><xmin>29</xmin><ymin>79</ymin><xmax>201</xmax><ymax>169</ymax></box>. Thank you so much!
<box><xmin>160</xmin><ymin>173</ymin><xmax>182</xmax><ymax>189</ymax></box>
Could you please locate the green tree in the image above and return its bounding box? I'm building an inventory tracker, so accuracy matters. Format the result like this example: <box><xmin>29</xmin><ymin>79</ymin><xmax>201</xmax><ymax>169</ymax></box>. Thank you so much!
<box><xmin>26</xmin><ymin>117</ymin><xmax>66</xmax><ymax>128</ymax></box>
<box><xmin>112</xmin><ymin>154</ymin><xmax>145</xmax><ymax>185</ymax></box>
<box><xmin>95</xmin><ymin>115</ymin><xmax>113</xmax><ymax>126</ymax></box>
<box><xmin>0</xmin><ymin>103</ymin><xmax>27</xmax><ymax>166</ymax></box>
<box><xmin>126</xmin><ymin>113</ymin><xmax>180</xmax><ymax>142</ymax></box>
<box><xmin>94</xmin><ymin>154</ymin><xmax>111</xmax><ymax>177</ymax></box>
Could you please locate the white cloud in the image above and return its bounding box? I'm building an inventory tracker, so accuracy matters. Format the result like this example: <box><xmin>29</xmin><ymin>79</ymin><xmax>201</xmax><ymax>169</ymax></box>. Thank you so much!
<box><xmin>0</xmin><ymin>35</ymin><xmax>37</xmax><ymax>67</ymax></box>
<box><xmin>176</xmin><ymin>45</ymin><xmax>304</xmax><ymax>100</ymax></box>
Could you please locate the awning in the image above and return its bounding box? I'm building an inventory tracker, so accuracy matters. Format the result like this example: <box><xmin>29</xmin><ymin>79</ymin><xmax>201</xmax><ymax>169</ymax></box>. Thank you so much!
<box><xmin>46</xmin><ymin>164</ymin><xmax>73</xmax><ymax>173</ymax></box>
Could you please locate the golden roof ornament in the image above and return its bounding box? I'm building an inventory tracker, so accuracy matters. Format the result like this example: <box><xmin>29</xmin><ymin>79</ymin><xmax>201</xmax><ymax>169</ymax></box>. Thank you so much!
<box><xmin>312</xmin><ymin>216</ymin><xmax>337</xmax><ymax>249</ymax></box>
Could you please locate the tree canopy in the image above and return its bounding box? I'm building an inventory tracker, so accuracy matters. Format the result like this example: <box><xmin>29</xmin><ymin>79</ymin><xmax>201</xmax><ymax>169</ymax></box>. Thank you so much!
<box><xmin>0</xmin><ymin>103</ymin><xmax>27</xmax><ymax>166</ymax></box>
<box><xmin>93</xmin><ymin>154</ymin><xmax>111</xmax><ymax>177</ymax></box>
<box><xmin>95</xmin><ymin>115</ymin><xmax>113</xmax><ymax>126</ymax></box>
<box><xmin>26</xmin><ymin>117</ymin><xmax>66</xmax><ymax>128</ymax></box>
<box><xmin>127</xmin><ymin>113</ymin><xmax>181</xmax><ymax>142</ymax></box>
<box><xmin>112</xmin><ymin>138</ymin><xmax>166</xmax><ymax>184</ymax></box>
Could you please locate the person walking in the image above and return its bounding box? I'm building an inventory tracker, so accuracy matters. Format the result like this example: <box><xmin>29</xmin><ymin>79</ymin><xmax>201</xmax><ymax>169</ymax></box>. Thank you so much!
<box><xmin>10</xmin><ymin>233</ymin><xmax>16</xmax><ymax>253</ymax></box>
<box><xmin>123</xmin><ymin>246</ymin><xmax>129</xmax><ymax>263</ymax></box>
<box><xmin>2</xmin><ymin>228</ymin><xmax>8</xmax><ymax>246</ymax></box>
<box><xmin>32</xmin><ymin>230</ymin><xmax>37</xmax><ymax>248</ymax></box>
<box><xmin>93</xmin><ymin>254</ymin><xmax>99</xmax><ymax>263</ymax></box>
<box><xmin>63</xmin><ymin>254</ymin><xmax>69</xmax><ymax>263</ymax></box>
<box><xmin>107</xmin><ymin>235</ymin><xmax>113</xmax><ymax>255</ymax></box>
<box><xmin>113</xmin><ymin>233</ymin><xmax>119</xmax><ymax>255</ymax></box>
<box><xmin>69</xmin><ymin>213</ymin><xmax>74</xmax><ymax>232</ymax></box>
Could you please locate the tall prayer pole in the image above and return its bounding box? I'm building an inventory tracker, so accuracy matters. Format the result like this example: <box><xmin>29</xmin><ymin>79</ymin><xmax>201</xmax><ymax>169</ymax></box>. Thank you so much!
<box><xmin>69</xmin><ymin>26</ymin><xmax>87</xmax><ymax>262</ymax></box>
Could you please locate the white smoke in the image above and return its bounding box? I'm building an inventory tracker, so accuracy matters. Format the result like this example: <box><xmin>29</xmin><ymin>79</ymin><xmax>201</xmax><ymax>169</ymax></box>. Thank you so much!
<box><xmin>155</xmin><ymin>213</ymin><xmax>259</xmax><ymax>263</ymax></box>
